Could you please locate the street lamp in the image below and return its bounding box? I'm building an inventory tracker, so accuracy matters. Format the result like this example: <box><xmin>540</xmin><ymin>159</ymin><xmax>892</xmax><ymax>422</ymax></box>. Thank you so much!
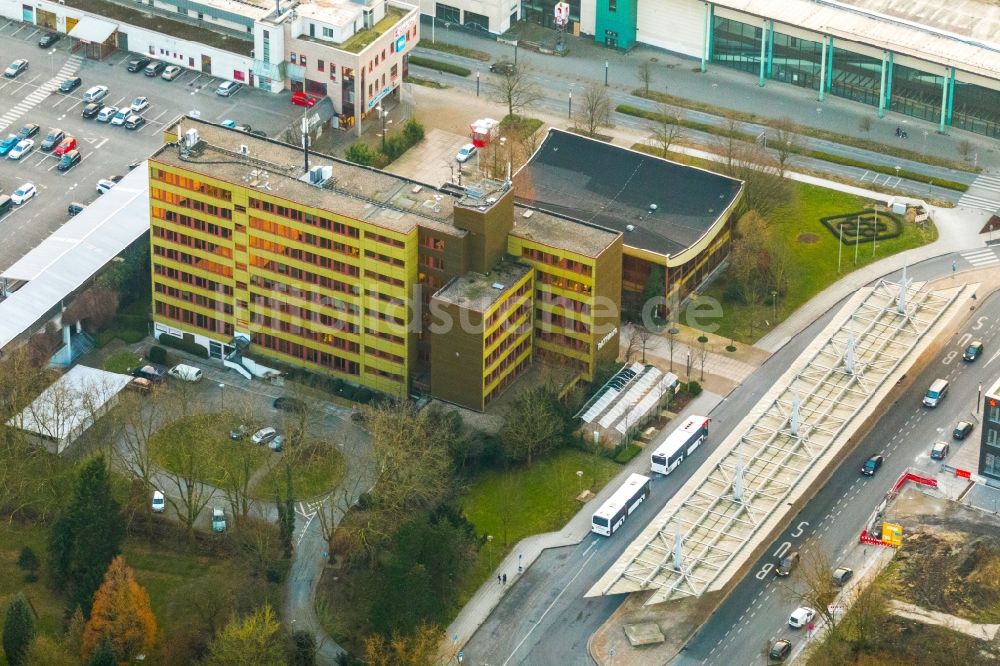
<box><xmin>494</xmin><ymin>136</ymin><xmax>506</xmax><ymax>178</ymax></box>
<box><xmin>218</xmin><ymin>383</ymin><xmax>225</xmax><ymax>410</ymax></box>
<box><xmin>605</xmin><ymin>60</ymin><xmax>609</xmax><ymax>86</ymax></box>
<box><xmin>49</xmin><ymin>48</ymin><xmax>57</xmax><ymax>77</ymax></box>
<box><xmin>476</xmin><ymin>70</ymin><xmax>480</xmax><ymax>96</ymax></box>
<box><xmin>771</xmin><ymin>290</ymin><xmax>778</xmax><ymax>324</ymax></box>
<box><xmin>568</xmin><ymin>90</ymin><xmax>572</xmax><ymax>118</ymax></box>
<box><xmin>576</xmin><ymin>469</ymin><xmax>583</xmax><ymax>494</ymax></box>
<box><xmin>486</xmin><ymin>534</ymin><xmax>494</xmax><ymax>571</ymax></box>
<box><xmin>375</xmin><ymin>104</ymin><xmax>391</xmax><ymax>153</ymax></box>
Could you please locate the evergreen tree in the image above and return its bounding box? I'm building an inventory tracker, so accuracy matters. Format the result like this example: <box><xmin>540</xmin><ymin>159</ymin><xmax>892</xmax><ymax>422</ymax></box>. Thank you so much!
<box><xmin>2</xmin><ymin>593</ymin><xmax>36</xmax><ymax>666</ymax></box>
<box><xmin>279</xmin><ymin>464</ymin><xmax>295</xmax><ymax>559</ymax></box>
<box><xmin>288</xmin><ymin>630</ymin><xmax>316</xmax><ymax>666</ymax></box>
<box><xmin>47</xmin><ymin>457</ymin><xmax>125</xmax><ymax>617</ymax></box>
<box><xmin>87</xmin><ymin>637</ymin><xmax>116</xmax><ymax>666</ymax></box>
<box><xmin>81</xmin><ymin>557</ymin><xmax>157</xmax><ymax>663</ymax></box>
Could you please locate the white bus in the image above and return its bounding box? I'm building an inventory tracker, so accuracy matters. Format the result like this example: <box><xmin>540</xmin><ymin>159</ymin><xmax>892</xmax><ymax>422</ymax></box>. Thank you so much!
<box><xmin>591</xmin><ymin>473</ymin><xmax>651</xmax><ymax>536</ymax></box>
<box><xmin>650</xmin><ymin>415</ymin><xmax>709</xmax><ymax>475</ymax></box>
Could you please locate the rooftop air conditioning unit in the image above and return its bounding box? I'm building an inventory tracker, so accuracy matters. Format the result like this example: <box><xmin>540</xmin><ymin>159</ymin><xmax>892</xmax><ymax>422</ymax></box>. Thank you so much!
<box><xmin>492</xmin><ymin>283</ymin><xmax>505</xmax><ymax>289</ymax></box>
<box><xmin>183</xmin><ymin>128</ymin><xmax>200</xmax><ymax>148</ymax></box>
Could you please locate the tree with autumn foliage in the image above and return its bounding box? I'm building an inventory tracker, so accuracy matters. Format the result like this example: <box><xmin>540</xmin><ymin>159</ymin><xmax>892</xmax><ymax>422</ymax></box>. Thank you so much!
<box><xmin>364</xmin><ymin>622</ymin><xmax>443</xmax><ymax>666</ymax></box>
<box><xmin>81</xmin><ymin>557</ymin><xmax>156</xmax><ymax>663</ymax></box>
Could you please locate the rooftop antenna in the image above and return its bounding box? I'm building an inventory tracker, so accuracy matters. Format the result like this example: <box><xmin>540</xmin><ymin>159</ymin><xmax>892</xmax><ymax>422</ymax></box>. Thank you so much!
<box><xmin>276</xmin><ymin>0</ymin><xmax>280</xmax><ymax>14</ymax></box>
<box><xmin>301</xmin><ymin>114</ymin><xmax>309</xmax><ymax>173</ymax></box>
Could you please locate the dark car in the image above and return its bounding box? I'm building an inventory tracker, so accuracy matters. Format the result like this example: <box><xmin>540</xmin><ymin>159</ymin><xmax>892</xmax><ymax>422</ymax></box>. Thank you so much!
<box><xmin>131</xmin><ymin>365</ymin><xmax>164</xmax><ymax>383</ymax></box>
<box><xmin>953</xmin><ymin>421</ymin><xmax>974</xmax><ymax>440</ymax></box>
<box><xmin>249</xmin><ymin>129</ymin><xmax>266</xmax><ymax>137</ymax></box>
<box><xmin>19</xmin><ymin>123</ymin><xmax>40</xmax><ymax>139</ymax></box>
<box><xmin>124</xmin><ymin>114</ymin><xmax>146</xmax><ymax>130</ymax></box>
<box><xmin>861</xmin><ymin>454</ymin><xmax>884</xmax><ymax>476</ymax></box>
<box><xmin>144</xmin><ymin>61</ymin><xmax>167</xmax><ymax>77</ymax></box>
<box><xmin>775</xmin><ymin>551</ymin><xmax>799</xmax><ymax>577</ymax></box>
<box><xmin>40</xmin><ymin>128</ymin><xmax>65</xmax><ymax>151</ymax></box>
<box><xmin>57</xmin><ymin>150</ymin><xmax>81</xmax><ymax>172</ymax></box>
<box><xmin>229</xmin><ymin>424</ymin><xmax>249</xmax><ymax>441</ymax></box>
<box><xmin>59</xmin><ymin>76</ymin><xmax>82</xmax><ymax>93</ymax></box>
<box><xmin>38</xmin><ymin>32</ymin><xmax>60</xmax><ymax>48</ymax></box>
<box><xmin>82</xmin><ymin>102</ymin><xmax>101</xmax><ymax>119</ymax></box>
<box><xmin>273</xmin><ymin>396</ymin><xmax>306</xmax><ymax>414</ymax></box>
<box><xmin>489</xmin><ymin>60</ymin><xmax>516</xmax><ymax>75</ymax></box>
<box><xmin>769</xmin><ymin>639</ymin><xmax>791</xmax><ymax>661</ymax></box>
<box><xmin>964</xmin><ymin>340</ymin><xmax>983</xmax><ymax>361</ymax></box>
<box><xmin>127</xmin><ymin>57</ymin><xmax>151</xmax><ymax>73</ymax></box>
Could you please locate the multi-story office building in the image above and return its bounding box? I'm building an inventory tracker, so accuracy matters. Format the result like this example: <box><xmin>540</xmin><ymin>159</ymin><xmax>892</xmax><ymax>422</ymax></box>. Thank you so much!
<box><xmin>979</xmin><ymin>378</ymin><xmax>1000</xmax><ymax>484</ymax></box>
<box><xmin>7</xmin><ymin>0</ymin><xmax>418</xmax><ymax>134</ymax></box>
<box><xmin>149</xmin><ymin>118</ymin><xmax>622</xmax><ymax>410</ymax></box>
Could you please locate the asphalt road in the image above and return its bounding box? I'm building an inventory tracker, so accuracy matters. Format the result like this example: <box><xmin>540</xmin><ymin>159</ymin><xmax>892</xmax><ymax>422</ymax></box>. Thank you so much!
<box><xmin>673</xmin><ymin>276</ymin><xmax>1000</xmax><ymax>665</ymax></box>
<box><xmin>0</xmin><ymin>21</ymin><xmax>297</xmax><ymax>272</ymax></box>
<box><xmin>462</xmin><ymin>298</ymin><xmax>840</xmax><ymax>666</ymax></box>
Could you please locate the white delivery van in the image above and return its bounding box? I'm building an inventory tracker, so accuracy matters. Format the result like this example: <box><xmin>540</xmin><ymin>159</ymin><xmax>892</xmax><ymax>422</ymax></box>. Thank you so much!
<box><xmin>151</xmin><ymin>490</ymin><xmax>165</xmax><ymax>513</ymax></box>
<box><xmin>167</xmin><ymin>363</ymin><xmax>203</xmax><ymax>382</ymax></box>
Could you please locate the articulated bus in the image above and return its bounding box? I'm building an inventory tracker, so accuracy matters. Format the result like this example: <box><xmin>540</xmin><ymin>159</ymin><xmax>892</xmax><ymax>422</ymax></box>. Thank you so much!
<box><xmin>591</xmin><ymin>473</ymin><xmax>652</xmax><ymax>536</ymax></box>
<box><xmin>650</xmin><ymin>415</ymin><xmax>709</xmax><ymax>475</ymax></box>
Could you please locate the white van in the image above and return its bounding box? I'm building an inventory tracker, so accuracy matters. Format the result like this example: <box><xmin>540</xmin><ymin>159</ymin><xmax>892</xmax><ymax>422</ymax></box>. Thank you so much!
<box><xmin>168</xmin><ymin>363</ymin><xmax>203</xmax><ymax>382</ymax></box>
<box><xmin>151</xmin><ymin>490</ymin><xmax>165</xmax><ymax>513</ymax></box>
<box><xmin>922</xmin><ymin>378</ymin><xmax>949</xmax><ymax>408</ymax></box>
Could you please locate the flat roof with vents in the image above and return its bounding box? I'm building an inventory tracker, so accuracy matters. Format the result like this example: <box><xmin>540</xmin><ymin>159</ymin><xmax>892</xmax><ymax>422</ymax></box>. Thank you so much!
<box><xmin>431</xmin><ymin>262</ymin><xmax>532</xmax><ymax>312</ymax></box>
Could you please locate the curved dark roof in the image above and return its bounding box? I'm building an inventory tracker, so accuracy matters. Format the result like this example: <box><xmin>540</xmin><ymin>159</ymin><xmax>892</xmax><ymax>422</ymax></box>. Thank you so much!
<box><xmin>513</xmin><ymin>130</ymin><xmax>742</xmax><ymax>257</ymax></box>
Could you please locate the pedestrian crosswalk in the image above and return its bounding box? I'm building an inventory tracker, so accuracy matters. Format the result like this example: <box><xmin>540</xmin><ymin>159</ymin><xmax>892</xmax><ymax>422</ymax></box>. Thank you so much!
<box><xmin>961</xmin><ymin>248</ymin><xmax>1000</xmax><ymax>267</ymax></box>
<box><xmin>958</xmin><ymin>173</ymin><xmax>1000</xmax><ymax>212</ymax></box>
<box><xmin>0</xmin><ymin>54</ymin><xmax>83</xmax><ymax>133</ymax></box>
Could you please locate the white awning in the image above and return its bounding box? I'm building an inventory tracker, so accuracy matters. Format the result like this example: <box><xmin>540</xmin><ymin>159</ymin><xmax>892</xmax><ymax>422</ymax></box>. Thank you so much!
<box><xmin>68</xmin><ymin>17</ymin><xmax>118</xmax><ymax>44</ymax></box>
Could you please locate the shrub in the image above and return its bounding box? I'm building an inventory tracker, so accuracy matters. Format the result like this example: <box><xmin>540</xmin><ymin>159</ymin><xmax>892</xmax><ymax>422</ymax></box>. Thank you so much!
<box><xmin>156</xmin><ymin>334</ymin><xmax>208</xmax><ymax>358</ymax></box>
<box><xmin>687</xmin><ymin>381</ymin><xmax>703</xmax><ymax>397</ymax></box>
<box><xmin>148</xmin><ymin>345</ymin><xmax>167</xmax><ymax>365</ymax></box>
<box><xmin>613</xmin><ymin>442</ymin><xmax>643</xmax><ymax>463</ymax></box>
<box><xmin>408</xmin><ymin>56</ymin><xmax>471</xmax><ymax>77</ymax></box>
<box><xmin>402</xmin><ymin>118</ymin><xmax>425</xmax><ymax>144</ymax></box>
<box><xmin>345</xmin><ymin>142</ymin><xmax>378</xmax><ymax>166</ymax></box>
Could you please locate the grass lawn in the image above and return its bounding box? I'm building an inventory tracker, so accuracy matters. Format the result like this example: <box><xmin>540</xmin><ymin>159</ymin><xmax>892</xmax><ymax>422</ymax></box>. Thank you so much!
<box><xmin>103</xmin><ymin>350</ymin><xmax>142</xmax><ymax>374</ymax></box>
<box><xmin>149</xmin><ymin>413</ymin><xmax>269</xmax><ymax>488</ymax></box>
<box><xmin>697</xmin><ymin>182</ymin><xmax>938</xmax><ymax>343</ymax></box>
<box><xmin>457</xmin><ymin>447</ymin><xmax>621</xmax><ymax>602</ymax></box>
<box><xmin>251</xmin><ymin>444</ymin><xmax>346</xmax><ymax>501</ymax></box>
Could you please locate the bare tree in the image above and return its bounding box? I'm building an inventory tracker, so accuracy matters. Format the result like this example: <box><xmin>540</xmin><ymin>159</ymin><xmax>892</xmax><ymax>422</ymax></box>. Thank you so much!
<box><xmin>489</xmin><ymin>64</ymin><xmax>542</xmax><ymax>119</ymax></box>
<box><xmin>219</xmin><ymin>442</ymin><xmax>260</xmax><ymax>528</ymax></box>
<box><xmin>844</xmin><ymin>578</ymin><xmax>888</xmax><ymax>651</ymax></box>
<box><xmin>787</xmin><ymin>547</ymin><xmax>839</xmax><ymax>628</ymax></box>
<box><xmin>957</xmin><ymin>139</ymin><xmax>976</xmax><ymax>163</ymax></box>
<box><xmin>636</xmin><ymin>60</ymin><xmax>653</xmax><ymax>96</ymax></box>
<box><xmin>652</xmin><ymin>104</ymin><xmax>683</xmax><ymax>157</ymax></box>
<box><xmin>633</xmin><ymin>324</ymin><xmax>654</xmax><ymax>364</ymax></box>
<box><xmin>500</xmin><ymin>386</ymin><xmax>564</xmax><ymax>465</ymax></box>
<box><xmin>720</xmin><ymin>112</ymin><xmax>744</xmax><ymax>169</ymax></box>
<box><xmin>697</xmin><ymin>337</ymin><xmax>710</xmax><ymax>381</ymax></box>
<box><xmin>666</xmin><ymin>323</ymin><xmax>678</xmax><ymax>372</ymax></box>
<box><xmin>771</xmin><ymin>117</ymin><xmax>800</xmax><ymax>177</ymax></box>
<box><xmin>116</xmin><ymin>390</ymin><xmax>161</xmax><ymax>512</ymax></box>
<box><xmin>575</xmin><ymin>82</ymin><xmax>611</xmax><ymax>138</ymax></box>
<box><xmin>161</xmin><ymin>438</ymin><xmax>216</xmax><ymax>541</ymax></box>
<box><xmin>858</xmin><ymin>116</ymin><xmax>873</xmax><ymax>137</ymax></box>
<box><xmin>729</xmin><ymin>212</ymin><xmax>771</xmax><ymax>338</ymax></box>
<box><xmin>726</xmin><ymin>141</ymin><xmax>793</xmax><ymax>218</ymax></box>
<box><xmin>621</xmin><ymin>323</ymin><xmax>641</xmax><ymax>363</ymax></box>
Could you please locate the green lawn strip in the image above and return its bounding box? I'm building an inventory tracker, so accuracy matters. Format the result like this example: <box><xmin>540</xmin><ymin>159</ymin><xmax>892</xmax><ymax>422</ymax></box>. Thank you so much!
<box><xmin>408</xmin><ymin>56</ymin><xmax>471</xmax><ymax>77</ymax></box>
<box><xmin>419</xmin><ymin>40</ymin><xmax>491</xmax><ymax>61</ymax></box>
<box><xmin>103</xmin><ymin>350</ymin><xmax>142</xmax><ymax>374</ymax></box>
<box><xmin>631</xmin><ymin>89</ymin><xmax>979</xmax><ymax>174</ymax></box>
<box><xmin>457</xmin><ymin>448</ymin><xmax>620</xmax><ymax>603</ymax></box>
<box><xmin>149</xmin><ymin>413</ymin><xmax>269</xmax><ymax>488</ymax></box>
<box><xmin>250</xmin><ymin>446</ymin><xmax>346</xmax><ymax>501</ymax></box>
<box><xmin>696</xmin><ymin>183</ymin><xmax>938</xmax><ymax>343</ymax></box>
<box><xmin>617</xmin><ymin>104</ymin><xmax>969</xmax><ymax>192</ymax></box>
<box><xmin>500</xmin><ymin>114</ymin><xmax>543</xmax><ymax>136</ymax></box>
<box><xmin>0</xmin><ymin>522</ymin><xmax>67</xmax><ymax>637</ymax></box>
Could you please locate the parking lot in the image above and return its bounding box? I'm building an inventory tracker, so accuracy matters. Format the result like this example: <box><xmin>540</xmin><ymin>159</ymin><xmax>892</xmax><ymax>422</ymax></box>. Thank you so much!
<box><xmin>0</xmin><ymin>20</ymin><xmax>300</xmax><ymax>272</ymax></box>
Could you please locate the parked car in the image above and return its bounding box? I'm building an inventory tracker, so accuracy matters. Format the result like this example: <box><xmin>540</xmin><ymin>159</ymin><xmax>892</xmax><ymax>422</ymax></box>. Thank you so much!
<box><xmin>234</xmin><ymin>123</ymin><xmax>252</xmax><ymax>133</ymax></box>
<box><xmin>775</xmin><ymin>550</ymin><xmax>798</xmax><ymax>576</ymax></box>
<box><xmin>8</xmin><ymin>140</ymin><xmax>34</xmax><ymax>160</ymax></box>
<box><xmin>151</xmin><ymin>490</ymin><xmax>165</xmax><ymax>513</ymax></box>
<box><xmin>129</xmin><ymin>377</ymin><xmax>153</xmax><ymax>393</ymax></box>
<box><xmin>40</xmin><ymin>128</ymin><xmax>65</xmax><ymax>151</ymax></box>
<box><xmin>249</xmin><ymin>129</ymin><xmax>266</xmax><ymax>137</ymax></box>
<box><xmin>220</xmin><ymin>119</ymin><xmax>238</xmax><ymax>128</ymax></box>
<box><xmin>38</xmin><ymin>32</ymin><xmax>60</xmax><ymax>48</ymax></box>
<box><xmin>216</xmin><ymin>80</ymin><xmax>242</xmax><ymax>97</ymax></box>
<box><xmin>144</xmin><ymin>61</ymin><xmax>167</xmax><ymax>77</ymax></box>
<box><xmin>832</xmin><ymin>566</ymin><xmax>853</xmax><ymax>586</ymax></box>
<box><xmin>97</xmin><ymin>106</ymin><xmax>119</xmax><ymax>122</ymax></box>
<box><xmin>67</xmin><ymin>201</ymin><xmax>85</xmax><ymax>216</ymax></box>
<box><xmin>82</xmin><ymin>102</ymin><xmax>102</xmax><ymax>119</ymax></box>
<box><xmin>124</xmin><ymin>114</ymin><xmax>146</xmax><ymax>130</ymax></box>
<box><xmin>10</xmin><ymin>183</ymin><xmax>36</xmax><ymax>205</ymax></box>
<box><xmin>229</xmin><ymin>424</ymin><xmax>249</xmax><ymax>441</ymax></box>
<box><xmin>489</xmin><ymin>60</ymin><xmax>515</xmax><ymax>75</ymax></box>
<box><xmin>456</xmin><ymin>143</ymin><xmax>477</xmax><ymax>163</ymax></box>
<box><xmin>96</xmin><ymin>178</ymin><xmax>116</xmax><ymax>194</ymax></box>
<box><xmin>953</xmin><ymin>420</ymin><xmax>974</xmax><ymax>440</ymax></box>
<box><xmin>161</xmin><ymin>65</ymin><xmax>183</xmax><ymax>81</ymax></box>
<box><xmin>0</xmin><ymin>134</ymin><xmax>19</xmax><ymax>156</ymax></box>
<box><xmin>131</xmin><ymin>365</ymin><xmax>164</xmax><ymax>383</ymax></box>
<box><xmin>57</xmin><ymin>150</ymin><xmax>81</xmax><ymax>171</ymax></box>
<box><xmin>167</xmin><ymin>363</ymin><xmax>203</xmax><ymax>381</ymax></box>
<box><xmin>268</xmin><ymin>434</ymin><xmax>286</xmax><ymax>452</ymax></box>
<box><xmin>53</xmin><ymin>136</ymin><xmax>77</xmax><ymax>156</ymax></box>
<box><xmin>291</xmin><ymin>91</ymin><xmax>318</xmax><ymax>107</ymax></box>
<box><xmin>0</xmin><ymin>196</ymin><xmax>10</xmax><ymax>216</ymax></box>
<box><xmin>130</xmin><ymin>96</ymin><xmax>149</xmax><ymax>113</ymax></box>
<box><xmin>964</xmin><ymin>340</ymin><xmax>983</xmax><ymax>361</ymax></box>
<box><xmin>931</xmin><ymin>440</ymin><xmax>950</xmax><ymax>460</ymax></box>
<box><xmin>273</xmin><ymin>396</ymin><xmax>306</xmax><ymax>413</ymax></box>
<box><xmin>769</xmin><ymin>639</ymin><xmax>791</xmax><ymax>662</ymax></box>
<box><xmin>211</xmin><ymin>508</ymin><xmax>226</xmax><ymax>532</ymax></box>
<box><xmin>4</xmin><ymin>59</ymin><xmax>28</xmax><ymax>78</ymax></box>
<box><xmin>110</xmin><ymin>109</ymin><xmax>130</xmax><ymax>126</ymax></box>
<box><xmin>861</xmin><ymin>454</ymin><xmax>883</xmax><ymax>476</ymax></box>
<box><xmin>82</xmin><ymin>85</ymin><xmax>109</xmax><ymax>103</ymax></box>
<box><xmin>126</xmin><ymin>57</ymin><xmax>151</xmax><ymax>73</ymax></box>
<box><xmin>788</xmin><ymin>606</ymin><xmax>815</xmax><ymax>629</ymax></box>
<box><xmin>59</xmin><ymin>76</ymin><xmax>82</xmax><ymax>93</ymax></box>
<box><xmin>251</xmin><ymin>427</ymin><xmax>278</xmax><ymax>446</ymax></box>
<box><xmin>19</xmin><ymin>124</ymin><xmax>40</xmax><ymax>139</ymax></box>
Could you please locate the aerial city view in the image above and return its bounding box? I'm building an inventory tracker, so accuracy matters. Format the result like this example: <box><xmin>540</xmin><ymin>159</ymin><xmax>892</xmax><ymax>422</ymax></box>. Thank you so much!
<box><xmin>1</xmin><ymin>0</ymin><xmax>1000</xmax><ymax>663</ymax></box>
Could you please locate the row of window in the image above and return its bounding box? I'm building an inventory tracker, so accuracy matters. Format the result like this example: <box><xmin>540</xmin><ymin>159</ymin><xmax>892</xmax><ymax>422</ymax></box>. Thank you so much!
<box><xmin>536</xmin><ymin>289</ymin><xmax>591</xmax><ymax>315</ymax></box>
<box><xmin>154</xmin><ymin>227</ymin><xmax>232</xmax><ymax>260</ymax></box>
<box><xmin>420</xmin><ymin>254</ymin><xmax>444</xmax><ymax>271</ymax></box>
<box><xmin>249</xmin><ymin>236</ymin><xmax>361</xmax><ymax>271</ymax></box>
<box><xmin>484</xmin><ymin>345</ymin><xmax>531</xmax><ymax>398</ymax></box>
<box><xmin>153</xmin><ymin>207</ymin><xmax>232</xmax><ymax>240</ymax></box>
<box><xmin>154</xmin><ymin>244</ymin><xmax>233</xmax><ymax>278</ymax></box>
<box><xmin>152</xmin><ymin>189</ymin><xmax>233</xmax><ymax>220</ymax></box>
<box><xmin>154</xmin><ymin>264</ymin><xmax>234</xmax><ymax>296</ymax></box>
<box><xmin>250</xmin><ymin>291</ymin><xmax>360</xmax><ymax>319</ymax></box>
<box><xmin>365</xmin><ymin>249</ymin><xmax>404</xmax><ymax>267</ymax></box>
<box><xmin>420</xmin><ymin>235</ymin><xmax>446</xmax><ymax>251</ymax></box>
<box><xmin>537</xmin><ymin>330</ymin><xmax>590</xmax><ymax>354</ymax></box>
<box><xmin>257</xmin><ymin>333</ymin><xmax>361</xmax><ymax>377</ymax></box>
<box><xmin>485</xmin><ymin>325</ymin><xmax>532</xmax><ymax>369</ymax></box>
<box><xmin>537</xmin><ymin>309</ymin><xmax>590</xmax><ymax>335</ymax></box>
<box><xmin>537</xmin><ymin>272</ymin><xmax>593</xmax><ymax>295</ymax></box>
<box><xmin>155</xmin><ymin>300</ymin><xmax>233</xmax><ymax>337</ymax></box>
<box><xmin>366</xmin><ymin>326</ymin><xmax>405</xmax><ymax>346</ymax></box>
<box><xmin>152</xmin><ymin>169</ymin><xmax>233</xmax><ymax>202</ymax></box>
<box><xmin>366</xmin><ymin>347</ymin><xmax>405</xmax><ymax>364</ymax></box>
<box><xmin>484</xmin><ymin>303</ymin><xmax>531</xmax><ymax>348</ymax></box>
<box><xmin>484</xmin><ymin>282</ymin><xmax>532</xmax><ymax>330</ymax></box>
<box><xmin>250</xmin><ymin>254</ymin><xmax>359</xmax><ymax>282</ymax></box>
<box><xmin>250</xmin><ymin>274</ymin><xmax>359</xmax><ymax>299</ymax></box>
<box><xmin>366</xmin><ymin>230</ymin><xmax>406</xmax><ymax>248</ymax></box>
<box><xmin>521</xmin><ymin>247</ymin><xmax>593</xmax><ymax>277</ymax></box>
<box><xmin>249</xmin><ymin>198</ymin><xmax>360</xmax><ymax>238</ymax></box>
<box><xmin>155</xmin><ymin>282</ymin><xmax>234</xmax><ymax>315</ymax></box>
<box><xmin>251</xmin><ymin>313</ymin><xmax>361</xmax><ymax>353</ymax></box>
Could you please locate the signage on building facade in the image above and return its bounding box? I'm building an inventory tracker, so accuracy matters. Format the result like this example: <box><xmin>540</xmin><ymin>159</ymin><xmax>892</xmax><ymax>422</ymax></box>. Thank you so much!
<box><xmin>597</xmin><ymin>327</ymin><xmax>619</xmax><ymax>351</ymax></box>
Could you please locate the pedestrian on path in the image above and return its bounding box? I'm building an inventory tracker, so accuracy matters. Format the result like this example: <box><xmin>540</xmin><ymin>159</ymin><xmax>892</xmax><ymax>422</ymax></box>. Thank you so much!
<box><xmin>497</xmin><ymin>575</ymin><xmax>501</xmax><ymax>585</ymax></box>
<box><xmin>502</xmin><ymin>573</ymin><xmax>507</xmax><ymax>585</ymax></box>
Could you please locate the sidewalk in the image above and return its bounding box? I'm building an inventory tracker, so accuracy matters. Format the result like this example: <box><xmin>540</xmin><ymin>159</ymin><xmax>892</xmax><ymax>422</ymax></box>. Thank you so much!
<box><xmin>443</xmin><ymin>390</ymin><xmax>725</xmax><ymax>657</ymax></box>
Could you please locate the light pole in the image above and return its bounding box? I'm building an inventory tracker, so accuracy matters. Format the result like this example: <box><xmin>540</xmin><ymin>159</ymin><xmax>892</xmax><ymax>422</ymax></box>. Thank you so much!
<box><xmin>576</xmin><ymin>470</ymin><xmax>583</xmax><ymax>494</ymax></box>
<box><xmin>476</xmin><ymin>70</ymin><xmax>480</xmax><ymax>96</ymax></box>
<box><xmin>376</xmin><ymin>105</ymin><xmax>391</xmax><ymax>153</ymax></box>
<box><xmin>605</xmin><ymin>60</ymin><xmax>609</xmax><ymax>86</ymax></box>
<box><xmin>568</xmin><ymin>90</ymin><xmax>572</xmax><ymax>118</ymax></box>
<box><xmin>513</xmin><ymin>41</ymin><xmax>519</xmax><ymax>65</ymax></box>
<box><xmin>771</xmin><ymin>290</ymin><xmax>778</xmax><ymax>323</ymax></box>
<box><xmin>49</xmin><ymin>48</ymin><xmax>57</xmax><ymax>77</ymax></box>
<box><xmin>218</xmin><ymin>383</ymin><xmax>225</xmax><ymax>410</ymax></box>
<box><xmin>487</xmin><ymin>534</ymin><xmax>494</xmax><ymax>571</ymax></box>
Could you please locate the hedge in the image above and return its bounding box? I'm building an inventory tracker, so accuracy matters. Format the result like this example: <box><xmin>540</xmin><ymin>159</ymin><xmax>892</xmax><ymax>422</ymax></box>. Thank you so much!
<box><xmin>612</xmin><ymin>442</ymin><xmax>644</xmax><ymax>464</ymax></box>
<box><xmin>149</xmin><ymin>345</ymin><xmax>168</xmax><ymax>365</ymax></box>
<box><xmin>156</xmin><ymin>334</ymin><xmax>209</xmax><ymax>358</ymax></box>
<box><xmin>615</xmin><ymin>104</ymin><xmax>969</xmax><ymax>193</ymax></box>
<box><xmin>408</xmin><ymin>56</ymin><xmax>471</xmax><ymax>77</ymax></box>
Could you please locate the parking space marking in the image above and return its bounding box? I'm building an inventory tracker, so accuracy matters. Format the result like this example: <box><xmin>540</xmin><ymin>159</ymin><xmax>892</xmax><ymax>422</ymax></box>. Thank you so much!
<box><xmin>0</xmin><ymin>54</ymin><xmax>83</xmax><ymax>132</ymax></box>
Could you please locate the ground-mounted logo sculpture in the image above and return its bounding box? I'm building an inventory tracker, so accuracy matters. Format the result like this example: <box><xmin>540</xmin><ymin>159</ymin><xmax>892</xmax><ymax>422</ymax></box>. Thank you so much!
<box><xmin>819</xmin><ymin>208</ymin><xmax>904</xmax><ymax>245</ymax></box>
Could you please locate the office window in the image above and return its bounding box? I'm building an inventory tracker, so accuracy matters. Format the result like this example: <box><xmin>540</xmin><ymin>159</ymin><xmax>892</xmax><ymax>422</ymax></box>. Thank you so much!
<box><xmin>300</xmin><ymin>56</ymin><xmax>307</xmax><ymax>67</ymax></box>
<box><xmin>318</xmin><ymin>59</ymin><xmax>324</xmax><ymax>72</ymax></box>
<box><xmin>608</xmin><ymin>0</ymin><xmax>616</xmax><ymax>11</ymax></box>
<box><xmin>323</xmin><ymin>27</ymin><xmax>334</xmax><ymax>38</ymax></box>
